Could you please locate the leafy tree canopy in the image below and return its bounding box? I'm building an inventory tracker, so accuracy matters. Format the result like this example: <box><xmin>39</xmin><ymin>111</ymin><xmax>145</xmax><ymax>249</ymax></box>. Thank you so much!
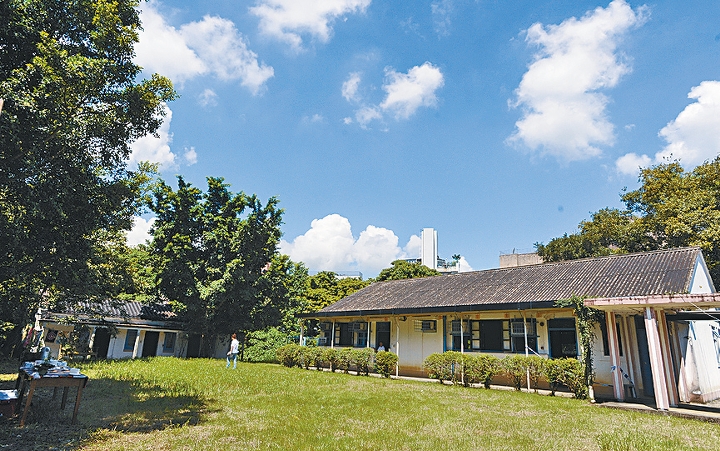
<box><xmin>374</xmin><ymin>260</ymin><xmax>441</xmax><ymax>282</ymax></box>
<box><xmin>148</xmin><ymin>176</ymin><xmax>286</xmax><ymax>356</ymax></box>
<box><xmin>0</xmin><ymin>0</ymin><xmax>175</xmax><ymax>356</ymax></box>
<box><xmin>300</xmin><ymin>271</ymin><xmax>370</xmax><ymax>313</ymax></box>
<box><xmin>536</xmin><ymin>159</ymin><xmax>720</xmax><ymax>285</ymax></box>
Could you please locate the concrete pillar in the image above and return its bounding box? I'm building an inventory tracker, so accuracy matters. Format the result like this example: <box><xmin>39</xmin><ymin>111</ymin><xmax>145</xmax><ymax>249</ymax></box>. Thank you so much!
<box><xmin>132</xmin><ymin>330</ymin><xmax>140</xmax><ymax>359</ymax></box>
<box><xmin>656</xmin><ymin>310</ymin><xmax>679</xmax><ymax>406</ymax></box>
<box><xmin>331</xmin><ymin>321</ymin><xmax>335</xmax><ymax>348</ymax></box>
<box><xmin>606</xmin><ymin>312</ymin><xmax>625</xmax><ymax>401</ymax></box>
<box><xmin>644</xmin><ymin>307</ymin><xmax>670</xmax><ymax>410</ymax></box>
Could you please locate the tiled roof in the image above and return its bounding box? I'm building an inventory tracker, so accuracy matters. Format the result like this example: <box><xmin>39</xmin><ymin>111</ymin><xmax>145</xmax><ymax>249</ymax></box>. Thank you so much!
<box><xmin>47</xmin><ymin>300</ymin><xmax>177</xmax><ymax>322</ymax></box>
<box><xmin>316</xmin><ymin>247</ymin><xmax>707</xmax><ymax>316</ymax></box>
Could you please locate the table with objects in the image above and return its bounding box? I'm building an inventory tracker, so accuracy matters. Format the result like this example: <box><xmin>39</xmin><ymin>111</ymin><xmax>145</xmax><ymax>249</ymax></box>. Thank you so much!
<box><xmin>15</xmin><ymin>361</ymin><xmax>89</xmax><ymax>427</ymax></box>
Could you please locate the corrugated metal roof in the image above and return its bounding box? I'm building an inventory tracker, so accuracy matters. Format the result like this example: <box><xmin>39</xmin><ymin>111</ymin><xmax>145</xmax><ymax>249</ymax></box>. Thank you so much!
<box><xmin>318</xmin><ymin>247</ymin><xmax>706</xmax><ymax>315</ymax></box>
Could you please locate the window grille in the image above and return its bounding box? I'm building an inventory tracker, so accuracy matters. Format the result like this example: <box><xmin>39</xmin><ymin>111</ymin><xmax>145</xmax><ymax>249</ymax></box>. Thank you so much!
<box><xmin>414</xmin><ymin>320</ymin><xmax>437</xmax><ymax>333</ymax></box>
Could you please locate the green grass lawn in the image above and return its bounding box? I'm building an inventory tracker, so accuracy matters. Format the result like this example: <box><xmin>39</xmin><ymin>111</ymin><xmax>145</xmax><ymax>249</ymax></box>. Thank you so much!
<box><xmin>1</xmin><ymin>357</ymin><xmax>719</xmax><ymax>450</ymax></box>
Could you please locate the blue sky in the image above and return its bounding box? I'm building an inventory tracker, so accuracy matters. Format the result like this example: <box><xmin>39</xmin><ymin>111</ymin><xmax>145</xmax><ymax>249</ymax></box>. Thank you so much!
<box><xmin>126</xmin><ymin>0</ymin><xmax>720</xmax><ymax>277</ymax></box>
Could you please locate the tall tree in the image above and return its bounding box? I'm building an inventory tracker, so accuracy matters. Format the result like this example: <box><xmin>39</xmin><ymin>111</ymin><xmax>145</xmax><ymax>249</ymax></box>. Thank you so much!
<box><xmin>149</xmin><ymin>177</ymin><xmax>284</xmax><ymax>356</ymax></box>
<box><xmin>537</xmin><ymin>158</ymin><xmax>720</xmax><ymax>284</ymax></box>
<box><xmin>0</xmin><ymin>0</ymin><xmax>175</xmax><ymax>355</ymax></box>
<box><xmin>299</xmin><ymin>271</ymin><xmax>370</xmax><ymax>313</ymax></box>
<box><xmin>374</xmin><ymin>260</ymin><xmax>441</xmax><ymax>282</ymax></box>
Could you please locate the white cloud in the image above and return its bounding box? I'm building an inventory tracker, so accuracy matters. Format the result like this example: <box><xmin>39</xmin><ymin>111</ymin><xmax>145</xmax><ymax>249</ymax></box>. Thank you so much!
<box><xmin>343</xmin><ymin>63</ymin><xmax>444</xmax><ymax>127</ymax></box>
<box><xmin>279</xmin><ymin>214</ymin><xmax>422</xmax><ymax>276</ymax></box>
<box><xmin>508</xmin><ymin>0</ymin><xmax>647</xmax><ymax>161</ymax></box>
<box><xmin>136</xmin><ymin>3</ymin><xmax>273</xmax><ymax>94</ymax></box>
<box><xmin>126</xmin><ymin>216</ymin><xmax>156</xmax><ymax>246</ymax></box>
<box><xmin>431</xmin><ymin>0</ymin><xmax>454</xmax><ymax>37</ymax></box>
<box><xmin>456</xmin><ymin>256</ymin><xmax>474</xmax><ymax>272</ymax></box>
<box><xmin>615</xmin><ymin>81</ymin><xmax>720</xmax><ymax>176</ymax></box>
<box><xmin>183</xmin><ymin>147</ymin><xmax>198</xmax><ymax>166</ymax></box>
<box><xmin>198</xmin><ymin>89</ymin><xmax>218</xmax><ymax>107</ymax></box>
<box><xmin>250</xmin><ymin>0</ymin><xmax>371</xmax><ymax>51</ymax></box>
<box><xmin>656</xmin><ymin>81</ymin><xmax>720</xmax><ymax>166</ymax></box>
<box><xmin>615</xmin><ymin>152</ymin><xmax>651</xmax><ymax>175</ymax></box>
<box><xmin>380</xmin><ymin>62</ymin><xmax>445</xmax><ymax>119</ymax></box>
<box><xmin>129</xmin><ymin>104</ymin><xmax>176</xmax><ymax>169</ymax></box>
<box><xmin>342</xmin><ymin>72</ymin><xmax>362</xmax><ymax>102</ymax></box>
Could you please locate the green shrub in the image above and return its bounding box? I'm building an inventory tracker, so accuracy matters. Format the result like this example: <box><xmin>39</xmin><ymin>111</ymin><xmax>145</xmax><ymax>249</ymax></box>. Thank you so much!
<box><xmin>423</xmin><ymin>351</ymin><xmax>463</xmax><ymax>384</ymax></box>
<box><xmin>555</xmin><ymin>357</ymin><xmax>588</xmax><ymax>399</ymax></box>
<box><xmin>464</xmin><ymin>354</ymin><xmax>501</xmax><ymax>388</ymax></box>
<box><xmin>351</xmin><ymin>347</ymin><xmax>375</xmax><ymax>375</ymax></box>
<box><xmin>374</xmin><ymin>351</ymin><xmax>398</xmax><ymax>378</ymax></box>
<box><xmin>501</xmin><ymin>355</ymin><xmax>527</xmax><ymax>390</ymax></box>
<box><xmin>320</xmin><ymin>347</ymin><xmax>338</xmax><ymax>372</ymax></box>
<box><xmin>275</xmin><ymin>344</ymin><xmax>302</xmax><ymax>367</ymax></box>
<box><xmin>336</xmin><ymin>347</ymin><xmax>353</xmax><ymax>373</ymax></box>
<box><xmin>543</xmin><ymin>358</ymin><xmax>564</xmax><ymax>396</ymax></box>
<box><xmin>298</xmin><ymin>346</ymin><xmax>322</xmax><ymax>370</ymax></box>
<box><xmin>244</xmin><ymin>328</ymin><xmax>291</xmax><ymax>363</ymax></box>
<box><xmin>525</xmin><ymin>356</ymin><xmax>545</xmax><ymax>392</ymax></box>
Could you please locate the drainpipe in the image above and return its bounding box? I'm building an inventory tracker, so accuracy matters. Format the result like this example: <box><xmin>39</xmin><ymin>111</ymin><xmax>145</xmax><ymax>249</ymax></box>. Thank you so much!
<box><xmin>396</xmin><ymin>319</ymin><xmax>400</xmax><ymax>378</ymax></box>
<box><xmin>522</xmin><ymin>311</ymin><xmax>530</xmax><ymax>392</ymax></box>
<box><xmin>367</xmin><ymin>320</ymin><xmax>371</xmax><ymax>348</ymax></box>
<box><xmin>331</xmin><ymin>320</ymin><xmax>335</xmax><ymax>348</ymax></box>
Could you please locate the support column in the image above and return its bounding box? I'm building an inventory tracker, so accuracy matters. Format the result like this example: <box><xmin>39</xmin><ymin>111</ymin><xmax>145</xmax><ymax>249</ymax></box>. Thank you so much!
<box><xmin>395</xmin><ymin>320</ymin><xmax>400</xmax><ymax>378</ymax></box>
<box><xmin>644</xmin><ymin>307</ymin><xmax>670</xmax><ymax>410</ymax></box>
<box><xmin>132</xmin><ymin>330</ymin><xmax>140</xmax><ymax>359</ymax></box>
<box><xmin>367</xmin><ymin>321</ymin><xmax>371</xmax><ymax>348</ymax></box>
<box><xmin>606</xmin><ymin>312</ymin><xmax>625</xmax><ymax>401</ymax></box>
<box><xmin>656</xmin><ymin>310</ymin><xmax>679</xmax><ymax>406</ymax></box>
<box><xmin>299</xmin><ymin>321</ymin><xmax>305</xmax><ymax>346</ymax></box>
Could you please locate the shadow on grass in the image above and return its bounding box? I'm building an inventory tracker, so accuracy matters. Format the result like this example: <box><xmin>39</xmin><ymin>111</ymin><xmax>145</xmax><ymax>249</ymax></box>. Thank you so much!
<box><xmin>0</xmin><ymin>362</ymin><xmax>213</xmax><ymax>451</ymax></box>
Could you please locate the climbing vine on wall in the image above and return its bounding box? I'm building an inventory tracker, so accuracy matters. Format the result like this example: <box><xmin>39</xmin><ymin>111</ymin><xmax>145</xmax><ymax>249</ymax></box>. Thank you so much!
<box><xmin>555</xmin><ymin>295</ymin><xmax>605</xmax><ymax>394</ymax></box>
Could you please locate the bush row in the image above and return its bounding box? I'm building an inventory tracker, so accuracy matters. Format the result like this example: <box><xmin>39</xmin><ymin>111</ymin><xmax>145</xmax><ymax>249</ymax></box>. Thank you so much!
<box><xmin>275</xmin><ymin>344</ymin><xmax>399</xmax><ymax>377</ymax></box>
<box><xmin>423</xmin><ymin>352</ymin><xmax>588</xmax><ymax>399</ymax></box>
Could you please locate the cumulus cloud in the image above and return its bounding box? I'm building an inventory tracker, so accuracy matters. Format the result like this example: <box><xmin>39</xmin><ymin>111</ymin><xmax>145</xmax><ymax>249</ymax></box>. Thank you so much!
<box><xmin>250</xmin><ymin>0</ymin><xmax>371</xmax><ymax>51</ymax></box>
<box><xmin>616</xmin><ymin>81</ymin><xmax>720</xmax><ymax>175</ymax></box>
<box><xmin>343</xmin><ymin>63</ymin><xmax>444</xmax><ymax>127</ymax></box>
<box><xmin>126</xmin><ymin>217</ymin><xmax>156</xmax><ymax>246</ymax></box>
<box><xmin>136</xmin><ymin>3</ymin><xmax>273</xmax><ymax>94</ymax></box>
<box><xmin>129</xmin><ymin>104</ymin><xmax>176</xmax><ymax>169</ymax></box>
<box><xmin>280</xmin><ymin>214</ymin><xmax>424</xmax><ymax>276</ymax></box>
<box><xmin>183</xmin><ymin>147</ymin><xmax>198</xmax><ymax>166</ymax></box>
<box><xmin>380</xmin><ymin>62</ymin><xmax>445</xmax><ymax>119</ymax></box>
<box><xmin>508</xmin><ymin>0</ymin><xmax>647</xmax><ymax>161</ymax></box>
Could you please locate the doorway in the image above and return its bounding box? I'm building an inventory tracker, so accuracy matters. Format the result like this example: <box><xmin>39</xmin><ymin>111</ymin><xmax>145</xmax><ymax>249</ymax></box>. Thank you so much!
<box><xmin>142</xmin><ymin>331</ymin><xmax>159</xmax><ymax>357</ymax></box>
<box><xmin>634</xmin><ymin>315</ymin><xmax>655</xmax><ymax>397</ymax></box>
<box><xmin>376</xmin><ymin>322</ymin><xmax>391</xmax><ymax>350</ymax></box>
<box><xmin>548</xmin><ymin>318</ymin><xmax>578</xmax><ymax>358</ymax></box>
<box><xmin>92</xmin><ymin>328</ymin><xmax>111</xmax><ymax>359</ymax></box>
<box><xmin>186</xmin><ymin>334</ymin><xmax>202</xmax><ymax>358</ymax></box>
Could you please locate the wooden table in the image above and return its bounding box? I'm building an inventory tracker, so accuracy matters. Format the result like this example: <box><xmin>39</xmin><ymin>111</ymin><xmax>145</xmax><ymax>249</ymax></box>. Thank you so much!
<box><xmin>15</xmin><ymin>368</ymin><xmax>89</xmax><ymax>427</ymax></box>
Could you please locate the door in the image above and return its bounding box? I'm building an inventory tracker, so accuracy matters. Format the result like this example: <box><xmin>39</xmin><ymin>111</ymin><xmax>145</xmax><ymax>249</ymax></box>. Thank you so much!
<box><xmin>91</xmin><ymin>328</ymin><xmax>111</xmax><ymax>359</ymax></box>
<box><xmin>142</xmin><ymin>331</ymin><xmax>159</xmax><ymax>357</ymax></box>
<box><xmin>548</xmin><ymin>318</ymin><xmax>578</xmax><ymax>358</ymax></box>
<box><xmin>376</xmin><ymin>322</ymin><xmax>391</xmax><ymax>351</ymax></box>
<box><xmin>186</xmin><ymin>334</ymin><xmax>202</xmax><ymax>358</ymax></box>
<box><xmin>634</xmin><ymin>315</ymin><xmax>655</xmax><ymax>397</ymax></box>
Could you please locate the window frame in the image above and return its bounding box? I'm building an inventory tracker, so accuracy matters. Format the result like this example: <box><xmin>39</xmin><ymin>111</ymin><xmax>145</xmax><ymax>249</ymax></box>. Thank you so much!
<box><xmin>123</xmin><ymin>329</ymin><xmax>138</xmax><ymax>352</ymax></box>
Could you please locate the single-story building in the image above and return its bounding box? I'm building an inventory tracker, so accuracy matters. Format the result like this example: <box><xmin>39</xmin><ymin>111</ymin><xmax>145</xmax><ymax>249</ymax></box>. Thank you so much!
<box><xmin>302</xmin><ymin>247</ymin><xmax>720</xmax><ymax>409</ymax></box>
<box><xmin>38</xmin><ymin>300</ymin><xmax>204</xmax><ymax>360</ymax></box>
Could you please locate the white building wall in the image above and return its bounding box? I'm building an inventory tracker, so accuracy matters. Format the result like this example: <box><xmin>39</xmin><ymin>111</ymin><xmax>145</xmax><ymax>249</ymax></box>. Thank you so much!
<box><xmin>421</xmin><ymin>228</ymin><xmax>438</xmax><ymax>270</ymax></box>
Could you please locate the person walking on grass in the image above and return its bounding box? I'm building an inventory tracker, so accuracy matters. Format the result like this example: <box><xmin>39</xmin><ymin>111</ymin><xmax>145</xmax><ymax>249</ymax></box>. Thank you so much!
<box><xmin>226</xmin><ymin>333</ymin><xmax>240</xmax><ymax>369</ymax></box>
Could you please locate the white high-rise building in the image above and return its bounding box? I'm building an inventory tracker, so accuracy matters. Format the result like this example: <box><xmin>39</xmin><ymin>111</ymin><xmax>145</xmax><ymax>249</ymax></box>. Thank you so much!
<box><xmin>421</xmin><ymin>228</ymin><xmax>438</xmax><ymax>270</ymax></box>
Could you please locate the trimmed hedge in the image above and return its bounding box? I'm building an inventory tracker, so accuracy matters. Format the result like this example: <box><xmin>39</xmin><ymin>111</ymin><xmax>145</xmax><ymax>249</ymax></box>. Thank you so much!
<box><xmin>374</xmin><ymin>351</ymin><xmax>398</xmax><ymax>378</ymax></box>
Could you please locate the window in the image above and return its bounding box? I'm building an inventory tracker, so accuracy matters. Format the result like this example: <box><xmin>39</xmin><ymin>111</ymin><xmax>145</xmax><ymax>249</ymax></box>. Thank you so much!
<box><xmin>478</xmin><ymin>320</ymin><xmax>505</xmax><ymax>352</ymax></box>
<box><xmin>510</xmin><ymin>319</ymin><xmax>537</xmax><ymax>354</ymax></box>
<box><xmin>123</xmin><ymin>329</ymin><xmax>138</xmax><ymax>352</ymax></box>
<box><xmin>548</xmin><ymin>318</ymin><xmax>578</xmax><ymax>358</ymax></box>
<box><xmin>162</xmin><ymin>332</ymin><xmax>176</xmax><ymax>352</ymax></box>
<box><xmin>334</xmin><ymin>322</ymin><xmax>369</xmax><ymax>347</ymax></box>
<box><xmin>414</xmin><ymin>320</ymin><xmax>437</xmax><ymax>333</ymax></box>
